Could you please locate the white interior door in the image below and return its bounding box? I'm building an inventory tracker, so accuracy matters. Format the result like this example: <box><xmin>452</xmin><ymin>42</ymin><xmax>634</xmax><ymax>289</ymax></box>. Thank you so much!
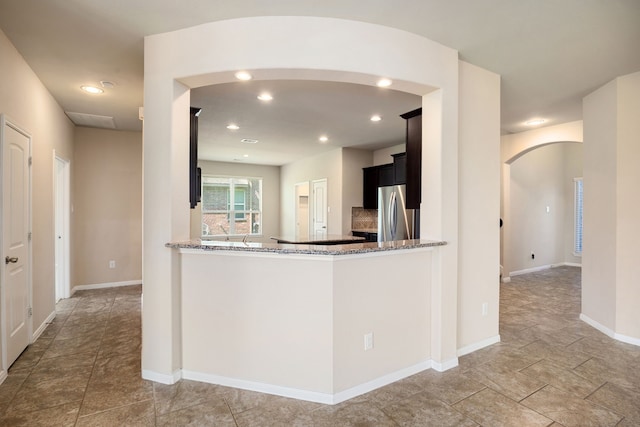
<box><xmin>54</xmin><ymin>155</ymin><xmax>70</xmax><ymax>302</ymax></box>
<box><xmin>312</xmin><ymin>179</ymin><xmax>327</xmax><ymax>238</ymax></box>
<box><xmin>1</xmin><ymin>116</ymin><xmax>31</xmax><ymax>368</ymax></box>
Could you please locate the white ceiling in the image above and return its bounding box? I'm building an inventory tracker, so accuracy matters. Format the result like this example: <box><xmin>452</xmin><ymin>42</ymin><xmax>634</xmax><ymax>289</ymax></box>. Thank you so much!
<box><xmin>192</xmin><ymin>80</ymin><xmax>421</xmax><ymax>165</ymax></box>
<box><xmin>1</xmin><ymin>0</ymin><xmax>639</xmax><ymax>164</ymax></box>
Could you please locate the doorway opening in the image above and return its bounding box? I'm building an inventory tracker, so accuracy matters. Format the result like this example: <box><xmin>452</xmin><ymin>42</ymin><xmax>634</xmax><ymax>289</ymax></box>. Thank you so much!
<box><xmin>294</xmin><ymin>182</ymin><xmax>309</xmax><ymax>237</ymax></box>
<box><xmin>501</xmin><ymin>141</ymin><xmax>582</xmax><ymax>282</ymax></box>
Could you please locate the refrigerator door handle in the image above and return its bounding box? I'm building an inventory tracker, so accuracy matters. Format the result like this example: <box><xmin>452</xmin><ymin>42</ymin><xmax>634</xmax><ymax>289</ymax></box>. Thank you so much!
<box><xmin>390</xmin><ymin>191</ymin><xmax>397</xmax><ymax>239</ymax></box>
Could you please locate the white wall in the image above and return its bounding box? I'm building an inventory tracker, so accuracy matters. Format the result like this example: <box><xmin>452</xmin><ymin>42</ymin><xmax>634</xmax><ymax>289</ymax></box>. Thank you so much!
<box><xmin>508</xmin><ymin>143</ymin><xmax>582</xmax><ymax>274</ymax></box>
<box><xmin>280</xmin><ymin>149</ymin><xmax>343</xmax><ymax>236</ymax></box>
<box><xmin>180</xmin><ymin>248</ymin><xmax>433</xmax><ymax>403</ymax></box>
<box><xmin>614</xmin><ymin>72</ymin><xmax>640</xmax><ymax>341</ymax></box>
<box><xmin>192</xmin><ymin>160</ymin><xmax>281</xmax><ymax>239</ymax></box>
<box><xmin>373</xmin><ymin>143</ymin><xmax>405</xmax><ymax>166</ymax></box>
<box><xmin>0</xmin><ymin>29</ymin><xmax>75</xmax><ymax>352</ymax></box>
<box><xmin>456</xmin><ymin>61</ymin><xmax>501</xmax><ymax>351</ymax></box>
<box><xmin>341</xmin><ymin>148</ymin><xmax>372</xmax><ymax>232</ymax></box>
<box><xmin>583</xmin><ymin>79</ymin><xmax>618</xmax><ymax>332</ymax></box>
<box><xmin>73</xmin><ymin>128</ymin><xmax>142</xmax><ymax>288</ymax></box>
<box><xmin>583</xmin><ymin>71</ymin><xmax>640</xmax><ymax>343</ymax></box>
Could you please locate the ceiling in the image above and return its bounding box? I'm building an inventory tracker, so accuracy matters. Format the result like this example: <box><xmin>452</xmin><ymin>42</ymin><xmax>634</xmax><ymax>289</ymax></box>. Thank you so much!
<box><xmin>192</xmin><ymin>80</ymin><xmax>421</xmax><ymax>166</ymax></box>
<box><xmin>1</xmin><ymin>0</ymin><xmax>639</xmax><ymax>164</ymax></box>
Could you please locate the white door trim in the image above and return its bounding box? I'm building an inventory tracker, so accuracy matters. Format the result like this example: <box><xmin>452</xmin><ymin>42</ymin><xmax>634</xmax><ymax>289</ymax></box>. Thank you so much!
<box><xmin>0</xmin><ymin>114</ymin><xmax>33</xmax><ymax>370</ymax></box>
<box><xmin>54</xmin><ymin>152</ymin><xmax>71</xmax><ymax>301</ymax></box>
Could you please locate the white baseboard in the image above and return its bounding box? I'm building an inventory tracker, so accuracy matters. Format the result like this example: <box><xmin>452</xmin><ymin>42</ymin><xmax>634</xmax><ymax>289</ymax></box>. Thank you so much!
<box><xmin>431</xmin><ymin>357</ymin><xmax>459</xmax><ymax>372</ymax></box>
<box><xmin>457</xmin><ymin>335</ymin><xmax>501</xmax><ymax>357</ymax></box>
<box><xmin>0</xmin><ymin>369</ymin><xmax>7</xmax><ymax>386</ymax></box>
<box><xmin>510</xmin><ymin>264</ymin><xmax>553</xmax><ymax>277</ymax></box>
<box><xmin>141</xmin><ymin>369</ymin><xmax>182</xmax><ymax>385</ymax></box>
<box><xmin>563</xmin><ymin>262</ymin><xmax>582</xmax><ymax>267</ymax></box>
<box><xmin>580</xmin><ymin>314</ymin><xmax>640</xmax><ymax>347</ymax></box>
<box><xmin>72</xmin><ymin>280</ymin><xmax>142</xmax><ymax>295</ymax></box>
<box><xmin>509</xmin><ymin>262</ymin><xmax>582</xmax><ymax>278</ymax></box>
<box><xmin>333</xmin><ymin>360</ymin><xmax>433</xmax><ymax>403</ymax></box>
<box><xmin>502</xmin><ymin>276</ymin><xmax>511</xmax><ymax>283</ymax></box>
<box><xmin>183</xmin><ymin>360</ymin><xmax>433</xmax><ymax>405</ymax></box>
<box><xmin>32</xmin><ymin>310</ymin><xmax>56</xmax><ymax>342</ymax></box>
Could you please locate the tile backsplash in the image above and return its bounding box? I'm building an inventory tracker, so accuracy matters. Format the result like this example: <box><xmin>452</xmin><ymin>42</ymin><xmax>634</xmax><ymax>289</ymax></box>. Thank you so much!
<box><xmin>351</xmin><ymin>207</ymin><xmax>378</xmax><ymax>230</ymax></box>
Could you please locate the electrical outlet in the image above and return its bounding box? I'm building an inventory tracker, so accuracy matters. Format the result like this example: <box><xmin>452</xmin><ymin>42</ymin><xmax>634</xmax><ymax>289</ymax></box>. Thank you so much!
<box><xmin>531</xmin><ymin>252</ymin><xmax>535</xmax><ymax>260</ymax></box>
<box><xmin>109</xmin><ymin>260</ymin><xmax>116</xmax><ymax>269</ymax></box>
<box><xmin>364</xmin><ymin>332</ymin><xmax>373</xmax><ymax>351</ymax></box>
<box><xmin>482</xmin><ymin>302</ymin><xmax>488</xmax><ymax>316</ymax></box>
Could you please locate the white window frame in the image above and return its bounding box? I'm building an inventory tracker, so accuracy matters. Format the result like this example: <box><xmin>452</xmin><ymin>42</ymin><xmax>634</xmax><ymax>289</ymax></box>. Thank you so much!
<box><xmin>573</xmin><ymin>177</ymin><xmax>583</xmax><ymax>256</ymax></box>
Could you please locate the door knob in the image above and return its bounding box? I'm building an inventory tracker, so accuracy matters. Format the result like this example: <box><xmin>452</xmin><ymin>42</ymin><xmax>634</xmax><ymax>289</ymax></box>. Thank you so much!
<box><xmin>5</xmin><ymin>256</ymin><xmax>18</xmax><ymax>264</ymax></box>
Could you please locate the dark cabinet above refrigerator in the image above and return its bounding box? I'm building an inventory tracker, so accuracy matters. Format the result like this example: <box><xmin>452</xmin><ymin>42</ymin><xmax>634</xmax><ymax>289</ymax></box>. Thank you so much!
<box><xmin>363</xmin><ymin>160</ymin><xmax>401</xmax><ymax>209</ymax></box>
<box><xmin>400</xmin><ymin>108</ymin><xmax>422</xmax><ymax>210</ymax></box>
<box><xmin>363</xmin><ymin>164</ymin><xmax>389</xmax><ymax>209</ymax></box>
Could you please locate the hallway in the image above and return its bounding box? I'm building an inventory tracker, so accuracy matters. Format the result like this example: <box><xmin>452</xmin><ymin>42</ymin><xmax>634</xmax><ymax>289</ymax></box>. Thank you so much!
<box><xmin>0</xmin><ymin>266</ymin><xmax>638</xmax><ymax>425</ymax></box>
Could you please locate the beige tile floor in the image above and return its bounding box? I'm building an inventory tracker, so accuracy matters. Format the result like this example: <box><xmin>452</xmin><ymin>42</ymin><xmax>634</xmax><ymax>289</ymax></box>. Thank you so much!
<box><xmin>0</xmin><ymin>266</ymin><xmax>638</xmax><ymax>426</ymax></box>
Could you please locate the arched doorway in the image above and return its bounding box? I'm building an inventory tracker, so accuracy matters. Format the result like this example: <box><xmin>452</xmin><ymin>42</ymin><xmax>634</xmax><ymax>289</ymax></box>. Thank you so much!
<box><xmin>501</xmin><ymin>141</ymin><xmax>582</xmax><ymax>281</ymax></box>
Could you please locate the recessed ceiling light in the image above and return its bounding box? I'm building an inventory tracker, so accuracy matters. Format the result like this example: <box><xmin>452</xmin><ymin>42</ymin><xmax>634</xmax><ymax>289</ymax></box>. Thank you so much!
<box><xmin>370</xmin><ymin>115</ymin><xmax>382</xmax><ymax>122</ymax></box>
<box><xmin>257</xmin><ymin>93</ymin><xmax>273</xmax><ymax>101</ymax></box>
<box><xmin>241</xmin><ymin>138</ymin><xmax>258</xmax><ymax>144</ymax></box>
<box><xmin>377</xmin><ymin>78</ymin><xmax>392</xmax><ymax>87</ymax></box>
<box><xmin>100</xmin><ymin>80</ymin><xmax>115</xmax><ymax>89</ymax></box>
<box><xmin>81</xmin><ymin>85</ymin><xmax>103</xmax><ymax>94</ymax></box>
<box><xmin>235</xmin><ymin>71</ymin><xmax>252</xmax><ymax>81</ymax></box>
<box><xmin>319</xmin><ymin>135</ymin><xmax>329</xmax><ymax>143</ymax></box>
<box><xmin>243</xmin><ymin>154</ymin><xmax>249</xmax><ymax>158</ymax></box>
<box><xmin>226</xmin><ymin>124</ymin><xmax>240</xmax><ymax>130</ymax></box>
<box><xmin>526</xmin><ymin>119</ymin><xmax>546</xmax><ymax>126</ymax></box>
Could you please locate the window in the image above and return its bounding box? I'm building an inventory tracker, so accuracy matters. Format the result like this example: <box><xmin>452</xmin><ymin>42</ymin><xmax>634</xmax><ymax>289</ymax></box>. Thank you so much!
<box><xmin>574</xmin><ymin>177</ymin><xmax>583</xmax><ymax>255</ymax></box>
<box><xmin>201</xmin><ymin>176</ymin><xmax>262</xmax><ymax>237</ymax></box>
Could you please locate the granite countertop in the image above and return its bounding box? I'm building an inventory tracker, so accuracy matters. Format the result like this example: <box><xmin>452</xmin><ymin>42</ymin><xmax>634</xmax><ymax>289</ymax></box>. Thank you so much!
<box><xmin>351</xmin><ymin>228</ymin><xmax>378</xmax><ymax>233</ymax></box>
<box><xmin>270</xmin><ymin>234</ymin><xmax>365</xmax><ymax>244</ymax></box>
<box><xmin>166</xmin><ymin>238</ymin><xmax>446</xmax><ymax>256</ymax></box>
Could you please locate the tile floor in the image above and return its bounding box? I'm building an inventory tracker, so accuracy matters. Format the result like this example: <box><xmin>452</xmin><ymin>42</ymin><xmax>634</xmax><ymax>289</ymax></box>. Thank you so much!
<box><xmin>0</xmin><ymin>266</ymin><xmax>638</xmax><ymax>426</ymax></box>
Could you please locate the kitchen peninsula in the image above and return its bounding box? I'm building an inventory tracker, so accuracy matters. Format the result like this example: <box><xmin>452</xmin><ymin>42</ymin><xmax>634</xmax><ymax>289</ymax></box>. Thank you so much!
<box><xmin>167</xmin><ymin>238</ymin><xmax>446</xmax><ymax>404</ymax></box>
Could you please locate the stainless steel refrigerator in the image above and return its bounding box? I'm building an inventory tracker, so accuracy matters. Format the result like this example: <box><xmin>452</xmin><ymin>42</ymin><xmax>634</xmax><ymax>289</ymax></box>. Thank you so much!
<box><xmin>378</xmin><ymin>184</ymin><xmax>418</xmax><ymax>242</ymax></box>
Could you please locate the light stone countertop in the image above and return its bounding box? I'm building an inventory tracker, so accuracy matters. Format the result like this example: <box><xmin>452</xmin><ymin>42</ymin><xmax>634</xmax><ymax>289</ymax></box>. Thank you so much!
<box><xmin>166</xmin><ymin>238</ymin><xmax>446</xmax><ymax>256</ymax></box>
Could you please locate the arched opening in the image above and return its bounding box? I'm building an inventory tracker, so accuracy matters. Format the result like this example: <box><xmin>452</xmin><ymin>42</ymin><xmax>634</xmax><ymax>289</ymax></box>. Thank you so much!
<box><xmin>501</xmin><ymin>140</ymin><xmax>582</xmax><ymax>281</ymax></box>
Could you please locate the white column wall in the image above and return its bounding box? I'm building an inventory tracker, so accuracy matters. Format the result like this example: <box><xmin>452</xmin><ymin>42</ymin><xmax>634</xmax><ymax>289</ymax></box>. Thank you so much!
<box><xmin>457</xmin><ymin>61</ymin><xmax>501</xmax><ymax>352</ymax></box>
<box><xmin>615</xmin><ymin>72</ymin><xmax>640</xmax><ymax>340</ymax></box>
<box><xmin>582</xmin><ymin>79</ymin><xmax>621</xmax><ymax>334</ymax></box>
<box><xmin>582</xmin><ymin>71</ymin><xmax>640</xmax><ymax>344</ymax></box>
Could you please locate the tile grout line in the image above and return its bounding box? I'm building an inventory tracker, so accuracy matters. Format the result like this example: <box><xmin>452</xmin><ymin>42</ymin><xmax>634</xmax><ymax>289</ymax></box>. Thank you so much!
<box><xmin>73</xmin><ymin>291</ymin><xmax>116</xmax><ymax>426</ymax></box>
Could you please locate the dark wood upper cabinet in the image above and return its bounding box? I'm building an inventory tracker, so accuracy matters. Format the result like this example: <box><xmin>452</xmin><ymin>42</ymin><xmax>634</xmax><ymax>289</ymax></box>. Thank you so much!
<box><xmin>378</xmin><ymin>163</ymin><xmax>394</xmax><ymax>187</ymax></box>
<box><xmin>392</xmin><ymin>152</ymin><xmax>406</xmax><ymax>185</ymax></box>
<box><xmin>363</xmin><ymin>164</ymin><xmax>392</xmax><ymax>209</ymax></box>
<box><xmin>362</xmin><ymin>165</ymin><xmax>379</xmax><ymax>209</ymax></box>
<box><xmin>400</xmin><ymin>108</ymin><xmax>422</xmax><ymax>209</ymax></box>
